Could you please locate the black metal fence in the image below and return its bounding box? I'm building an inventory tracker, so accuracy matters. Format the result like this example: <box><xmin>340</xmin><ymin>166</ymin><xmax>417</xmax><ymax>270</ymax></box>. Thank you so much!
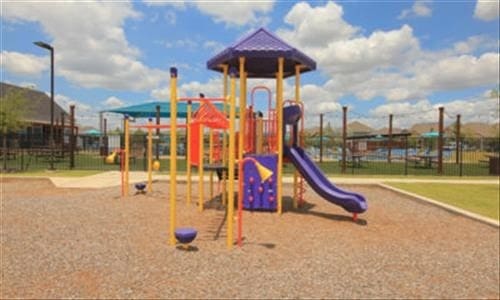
<box><xmin>302</xmin><ymin>135</ymin><xmax>499</xmax><ymax>177</ymax></box>
<box><xmin>1</xmin><ymin>131</ymin><xmax>498</xmax><ymax>176</ymax></box>
<box><xmin>0</xmin><ymin>132</ymin><xmax>186</xmax><ymax>173</ymax></box>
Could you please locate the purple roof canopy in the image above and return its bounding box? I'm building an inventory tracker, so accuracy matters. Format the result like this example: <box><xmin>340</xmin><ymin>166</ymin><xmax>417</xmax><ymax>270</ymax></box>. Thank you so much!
<box><xmin>206</xmin><ymin>28</ymin><xmax>316</xmax><ymax>78</ymax></box>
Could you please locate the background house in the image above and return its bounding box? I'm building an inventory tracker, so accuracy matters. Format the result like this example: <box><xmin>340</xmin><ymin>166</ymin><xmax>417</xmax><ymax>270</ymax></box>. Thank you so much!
<box><xmin>0</xmin><ymin>82</ymin><xmax>74</xmax><ymax>148</ymax></box>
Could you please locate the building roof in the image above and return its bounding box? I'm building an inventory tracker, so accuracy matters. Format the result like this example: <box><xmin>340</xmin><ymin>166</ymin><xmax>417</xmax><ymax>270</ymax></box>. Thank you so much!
<box><xmin>347</xmin><ymin>121</ymin><xmax>373</xmax><ymax>135</ymax></box>
<box><xmin>460</xmin><ymin>122</ymin><xmax>499</xmax><ymax>138</ymax></box>
<box><xmin>206</xmin><ymin>28</ymin><xmax>316</xmax><ymax>78</ymax></box>
<box><xmin>371</xmin><ymin>127</ymin><xmax>406</xmax><ymax>135</ymax></box>
<box><xmin>0</xmin><ymin>82</ymin><xmax>68</xmax><ymax>124</ymax></box>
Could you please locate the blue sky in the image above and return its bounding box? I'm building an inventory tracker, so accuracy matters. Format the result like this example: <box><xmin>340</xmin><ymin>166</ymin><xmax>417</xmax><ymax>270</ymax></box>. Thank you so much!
<box><xmin>1</xmin><ymin>0</ymin><xmax>499</xmax><ymax>130</ymax></box>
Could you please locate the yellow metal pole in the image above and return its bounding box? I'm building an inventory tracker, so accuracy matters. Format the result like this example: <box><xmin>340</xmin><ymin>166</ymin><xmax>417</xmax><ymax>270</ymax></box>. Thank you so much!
<box><xmin>169</xmin><ymin>67</ymin><xmax>178</xmax><ymax>246</ymax></box>
<box><xmin>221</xmin><ymin>64</ymin><xmax>228</xmax><ymax>206</ymax></box>
<box><xmin>227</xmin><ymin>67</ymin><xmax>237</xmax><ymax>249</ymax></box>
<box><xmin>124</xmin><ymin>116</ymin><xmax>130</xmax><ymax>196</ymax></box>
<box><xmin>198</xmin><ymin>123</ymin><xmax>204</xmax><ymax>212</ymax></box>
<box><xmin>147</xmin><ymin>118</ymin><xmax>153</xmax><ymax>193</ymax></box>
<box><xmin>293</xmin><ymin>65</ymin><xmax>301</xmax><ymax>208</ymax></box>
<box><xmin>238</xmin><ymin>57</ymin><xmax>246</xmax><ymax>162</ymax></box>
<box><xmin>187</xmin><ymin>101</ymin><xmax>192</xmax><ymax>204</ymax></box>
<box><xmin>209</xmin><ymin>128</ymin><xmax>214</xmax><ymax>200</ymax></box>
<box><xmin>277</xmin><ymin>57</ymin><xmax>284</xmax><ymax>215</ymax></box>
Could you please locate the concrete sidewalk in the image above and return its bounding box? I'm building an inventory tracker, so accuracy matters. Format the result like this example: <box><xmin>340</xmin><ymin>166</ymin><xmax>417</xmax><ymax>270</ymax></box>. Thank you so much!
<box><xmin>48</xmin><ymin>171</ymin><xmax>499</xmax><ymax>188</ymax></box>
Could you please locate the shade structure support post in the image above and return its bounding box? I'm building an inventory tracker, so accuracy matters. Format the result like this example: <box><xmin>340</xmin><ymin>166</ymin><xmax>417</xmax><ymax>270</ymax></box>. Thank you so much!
<box><xmin>124</xmin><ymin>115</ymin><xmax>130</xmax><ymax>196</ymax></box>
<box><xmin>69</xmin><ymin>105</ymin><xmax>75</xmax><ymax>169</ymax></box>
<box><xmin>388</xmin><ymin>114</ymin><xmax>393</xmax><ymax>163</ymax></box>
<box><xmin>438</xmin><ymin>106</ymin><xmax>444</xmax><ymax>175</ymax></box>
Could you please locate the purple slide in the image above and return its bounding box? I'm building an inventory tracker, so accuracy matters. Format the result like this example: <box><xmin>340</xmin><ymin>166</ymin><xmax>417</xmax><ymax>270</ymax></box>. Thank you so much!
<box><xmin>285</xmin><ymin>145</ymin><xmax>367</xmax><ymax>214</ymax></box>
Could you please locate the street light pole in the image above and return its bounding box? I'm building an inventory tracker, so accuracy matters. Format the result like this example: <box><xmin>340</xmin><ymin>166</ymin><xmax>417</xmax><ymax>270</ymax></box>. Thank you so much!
<box><xmin>34</xmin><ymin>41</ymin><xmax>55</xmax><ymax>170</ymax></box>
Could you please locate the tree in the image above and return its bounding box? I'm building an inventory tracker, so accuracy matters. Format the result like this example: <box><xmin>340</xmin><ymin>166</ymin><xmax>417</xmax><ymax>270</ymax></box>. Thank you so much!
<box><xmin>0</xmin><ymin>89</ymin><xmax>30</xmax><ymax>170</ymax></box>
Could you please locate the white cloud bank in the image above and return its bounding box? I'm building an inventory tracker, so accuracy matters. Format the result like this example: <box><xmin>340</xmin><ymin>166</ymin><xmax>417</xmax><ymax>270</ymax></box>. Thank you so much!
<box><xmin>142</xmin><ymin>0</ymin><xmax>274</xmax><ymax>27</ymax></box>
<box><xmin>474</xmin><ymin>0</ymin><xmax>500</xmax><ymax>21</ymax></box>
<box><xmin>0</xmin><ymin>51</ymin><xmax>48</xmax><ymax>77</ymax></box>
<box><xmin>276</xmin><ymin>1</ymin><xmax>499</xmax><ymax>105</ymax></box>
<box><xmin>398</xmin><ymin>1</ymin><xmax>433</xmax><ymax>19</ymax></box>
<box><xmin>3</xmin><ymin>1</ymin><xmax>167</xmax><ymax>91</ymax></box>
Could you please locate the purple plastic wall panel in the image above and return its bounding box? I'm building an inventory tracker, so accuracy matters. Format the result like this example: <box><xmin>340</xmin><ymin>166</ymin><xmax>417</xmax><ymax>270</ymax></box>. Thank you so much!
<box><xmin>242</xmin><ymin>154</ymin><xmax>278</xmax><ymax>211</ymax></box>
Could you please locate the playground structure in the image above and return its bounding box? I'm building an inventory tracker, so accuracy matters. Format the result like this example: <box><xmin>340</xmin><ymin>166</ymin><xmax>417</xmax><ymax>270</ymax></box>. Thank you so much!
<box><xmin>168</xmin><ymin>28</ymin><xmax>367</xmax><ymax>249</ymax></box>
<box><xmin>106</xmin><ymin>28</ymin><xmax>368</xmax><ymax>249</ymax></box>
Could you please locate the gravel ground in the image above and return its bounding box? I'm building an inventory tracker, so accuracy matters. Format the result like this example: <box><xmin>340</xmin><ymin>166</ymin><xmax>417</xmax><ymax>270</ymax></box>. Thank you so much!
<box><xmin>1</xmin><ymin>178</ymin><xmax>499</xmax><ymax>299</ymax></box>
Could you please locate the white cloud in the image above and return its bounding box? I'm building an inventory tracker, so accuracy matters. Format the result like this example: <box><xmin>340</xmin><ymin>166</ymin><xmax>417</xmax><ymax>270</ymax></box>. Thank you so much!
<box><xmin>54</xmin><ymin>93</ymin><xmax>99</xmax><ymax>128</ymax></box>
<box><xmin>316</xmin><ymin>25</ymin><xmax>420</xmax><ymax>75</ymax></box>
<box><xmin>398</xmin><ymin>1</ymin><xmax>432</xmax><ymax>20</ymax></box>
<box><xmin>151</xmin><ymin>86</ymin><xmax>170</xmax><ymax>100</ymax></box>
<box><xmin>474</xmin><ymin>0</ymin><xmax>500</xmax><ymax>21</ymax></box>
<box><xmin>277</xmin><ymin>1</ymin><xmax>358</xmax><ymax>48</ymax></box>
<box><xmin>452</xmin><ymin>35</ymin><xmax>497</xmax><ymax>54</ymax></box>
<box><xmin>164</xmin><ymin>10</ymin><xmax>177</xmax><ymax>25</ymax></box>
<box><xmin>143</xmin><ymin>0</ymin><xmax>186</xmax><ymax>9</ymax></box>
<box><xmin>164</xmin><ymin>38</ymin><xmax>198</xmax><ymax>50</ymax></box>
<box><xmin>103</xmin><ymin>96</ymin><xmax>125</xmax><ymax>108</ymax></box>
<box><xmin>368</xmin><ymin>92</ymin><xmax>499</xmax><ymax>129</ymax></box>
<box><xmin>277</xmin><ymin>1</ymin><xmax>499</xmax><ymax>103</ymax></box>
<box><xmin>0</xmin><ymin>51</ymin><xmax>48</xmax><ymax>76</ymax></box>
<box><xmin>203</xmin><ymin>40</ymin><xmax>225</xmax><ymax>54</ymax></box>
<box><xmin>146</xmin><ymin>0</ymin><xmax>274</xmax><ymax>27</ymax></box>
<box><xmin>3</xmin><ymin>1</ymin><xmax>168</xmax><ymax>91</ymax></box>
<box><xmin>194</xmin><ymin>1</ymin><xmax>274</xmax><ymax>27</ymax></box>
<box><xmin>415</xmin><ymin>53</ymin><xmax>499</xmax><ymax>91</ymax></box>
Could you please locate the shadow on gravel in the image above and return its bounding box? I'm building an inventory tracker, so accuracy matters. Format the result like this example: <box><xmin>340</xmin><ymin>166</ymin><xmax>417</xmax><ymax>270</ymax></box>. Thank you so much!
<box><xmin>176</xmin><ymin>245</ymin><xmax>199</xmax><ymax>252</ymax></box>
<box><xmin>235</xmin><ymin>237</ymin><xmax>277</xmax><ymax>249</ymax></box>
<box><xmin>284</xmin><ymin>197</ymin><xmax>368</xmax><ymax>226</ymax></box>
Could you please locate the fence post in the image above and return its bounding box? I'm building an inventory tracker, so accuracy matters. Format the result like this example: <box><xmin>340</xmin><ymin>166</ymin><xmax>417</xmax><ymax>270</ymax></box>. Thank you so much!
<box><xmin>388</xmin><ymin>114</ymin><xmax>393</xmax><ymax>163</ymax></box>
<box><xmin>459</xmin><ymin>135</ymin><xmax>463</xmax><ymax>177</ymax></box>
<box><xmin>69</xmin><ymin>105</ymin><xmax>75</xmax><ymax>169</ymax></box>
<box><xmin>456</xmin><ymin>114</ymin><xmax>461</xmax><ymax>164</ymax></box>
<box><xmin>438</xmin><ymin>106</ymin><xmax>444</xmax><ymax>175</ymax></box>
<box><xmin>319</xmin><ymin>113</ymin><xmax>323</xmax><ymax>163</ymax></box>
<box><xmin>342</xmin><ymin>106</ymin><xmax>347</xmax><ymax>174</ymax></box>
<box><xmin>404</xmin><ymin>135</ymin><xmax>408</xmax><ymax>176</ymax></box>
<box><xmin>61</xmin><ymin>112</ymin><xmax>65</xmax><ymax>159</ymax></box>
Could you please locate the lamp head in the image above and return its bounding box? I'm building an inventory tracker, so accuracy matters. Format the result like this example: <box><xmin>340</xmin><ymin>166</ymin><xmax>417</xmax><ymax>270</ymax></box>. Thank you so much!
<box><xmin>34</xmin><ymin>41</ymin><xmax>53</xmax><ymax>50</ymax></box>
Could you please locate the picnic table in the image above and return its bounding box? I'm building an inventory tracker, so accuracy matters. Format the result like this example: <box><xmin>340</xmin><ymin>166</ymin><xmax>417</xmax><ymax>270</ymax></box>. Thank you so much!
<box><xmin>416</xmin><ymin>154</ymin><xmax>438</xmax><ymax>168</ymax></box>
<box><xmin>351</xmin><ymin>153</ymin><xmax>364</xmax><ymax>168</ymax></box>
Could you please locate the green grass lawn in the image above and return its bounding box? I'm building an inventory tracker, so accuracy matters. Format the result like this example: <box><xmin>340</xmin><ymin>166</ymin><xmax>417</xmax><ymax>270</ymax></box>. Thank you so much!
<box><xmin>386</xmin><ymin>182</ymin><xmax>500</xmax><ymax>220</ymax></box>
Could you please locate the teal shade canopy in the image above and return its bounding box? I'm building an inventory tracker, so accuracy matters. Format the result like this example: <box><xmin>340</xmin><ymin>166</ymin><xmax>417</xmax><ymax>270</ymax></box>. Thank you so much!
<box><xmin>103</xmin><ymin>101</ymin><xmax>236</xmax><ymax>119</ymax></box>
<box><xmin>421</xmin><ymin>131</ymin><xmax>440</xmax><ymax>138</ymax></box>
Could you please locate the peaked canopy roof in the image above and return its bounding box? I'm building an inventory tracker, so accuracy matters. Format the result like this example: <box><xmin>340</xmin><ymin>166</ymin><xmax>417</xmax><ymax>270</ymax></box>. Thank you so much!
<box><xmin>206</xmin><ymin>28</ymin><xmax>316</xmax><ymax>78</ymax></box>
<box><xmin>192</xmin><ymin>101</ymin><xmax>229</xmax><ymax>129</ymax></box>
<box><xmin>103</xmin><ymin>101</ymin><xmax>235</xmax><ymax>119</ymax></box>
